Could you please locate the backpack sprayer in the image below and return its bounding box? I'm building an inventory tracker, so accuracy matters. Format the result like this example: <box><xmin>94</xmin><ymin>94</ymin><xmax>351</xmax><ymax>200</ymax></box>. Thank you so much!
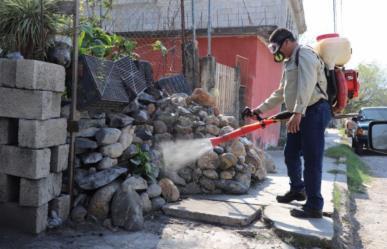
<box><xmin>209</xmin><ymin>109</ymin><xmax>293</xmax><ymax>147</ymax></box>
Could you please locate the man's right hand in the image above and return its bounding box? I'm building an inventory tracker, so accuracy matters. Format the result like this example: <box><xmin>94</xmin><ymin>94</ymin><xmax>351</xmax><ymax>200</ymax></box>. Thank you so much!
<box><xmin>241</xmin><ymin>106</ymin><xmax>253</xmax><ymax>120</ymax></box>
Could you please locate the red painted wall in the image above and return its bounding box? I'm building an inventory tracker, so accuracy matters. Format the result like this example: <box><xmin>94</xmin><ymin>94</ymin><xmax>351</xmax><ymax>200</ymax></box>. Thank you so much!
<box><xmin>198</xmin><ymin>36</ymin><xmax>283</xmax><ymax>148</ymax></box>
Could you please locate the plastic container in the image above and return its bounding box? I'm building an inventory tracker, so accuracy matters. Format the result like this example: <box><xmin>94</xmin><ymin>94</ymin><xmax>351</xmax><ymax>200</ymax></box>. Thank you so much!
<box><xmin>314</xmin><ymin>33</ymin><xmax>352</xmax><ymax>69</ymax></box>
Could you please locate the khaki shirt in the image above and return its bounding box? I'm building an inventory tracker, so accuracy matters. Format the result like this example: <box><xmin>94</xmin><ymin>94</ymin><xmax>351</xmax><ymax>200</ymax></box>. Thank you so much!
<box><xmin>257</xmin><ymin>45</ymin><xmax>328</xmax><ymax>115</ymax></box>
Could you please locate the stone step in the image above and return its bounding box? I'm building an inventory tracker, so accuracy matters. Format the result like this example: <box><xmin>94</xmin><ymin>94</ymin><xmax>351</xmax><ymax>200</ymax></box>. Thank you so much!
<box><xmin>263</xmin><ymin>204</ymin><xmax>333</xmax><ymax>248</ymax></box>
<box><xmin>162</xmin><ymin>198</ymin><xmax>261</xmax><ymax>227</ymax></box>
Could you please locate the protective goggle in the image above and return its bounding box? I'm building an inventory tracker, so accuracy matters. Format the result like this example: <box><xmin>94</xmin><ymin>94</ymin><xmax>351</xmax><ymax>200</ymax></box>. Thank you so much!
<box><xmin>268</xmin><ymin>42</ymin><xmax>282</xmax><ymax>54</ymax></box>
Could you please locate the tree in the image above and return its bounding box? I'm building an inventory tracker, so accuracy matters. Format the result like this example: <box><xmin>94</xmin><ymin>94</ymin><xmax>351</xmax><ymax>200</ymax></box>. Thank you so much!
<box><xmin>345</xmin><ymin>63</ymin><xmax>387</xmax><ymax>113</ymax></box>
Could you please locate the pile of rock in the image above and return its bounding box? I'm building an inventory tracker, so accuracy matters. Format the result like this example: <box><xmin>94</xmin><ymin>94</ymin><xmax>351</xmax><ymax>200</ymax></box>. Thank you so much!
<box><xmin>67</xmin><ymin>90</ymin><xmax>180</xmax><ymax>231</ymax></box>
<box><xmin>151</xmin><ymin>91</ymin><xmax>276</xmax><ymax>195</ymax></box>
<box><xmin>67</xmin><ymin>88</ymin><xmax>276</xmax><ymax>231</ymax></box>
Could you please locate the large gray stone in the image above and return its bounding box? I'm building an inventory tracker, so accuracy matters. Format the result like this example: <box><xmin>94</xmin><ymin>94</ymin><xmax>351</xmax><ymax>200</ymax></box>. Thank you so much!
<box><xmin>219</xmin><ymin>153</ymin><xmax>238</xmax><ymax>170</ymax></box>
<box><xmin>50</xmin><ymin>144</ymin><xmax>69</xmax><ymax>173</ymax></box>
<box><xmin>50</xmin><ymin>194</ymin><xmax>71</xmax><ymax>221</ymax></box>
<box><xmin>78</xmin><ymin>118</ymin><xmax>106</xmax><ymax>130</ymax></box>
<box><xmin>151</xmin><ymin>197</ymin><xmax>166</xmax><ymax>210</ymax></box>
<box><xmin>0</xmin><ymin>145</ymin><xmax>50</xmax><ymax>179</ymax></box>
<box><xmin>180</xmin><ymin>182</ymin><xmax>202</xmax><ymax>195</ymax></box>
<box><xmin>202</xmin><ymin>169</ymin><xmax>219</xmax><ymax>180</ymax></box>
<box><xmin>100</xmin><ymin>143</ymin><xmax>124</xmax><ymax>158</ymax></box>
<box><xmin>108</xmin><ymin>113</ymin><xmax>134</xmax><ymax>128</ymax></box>
<box><xmin>81</xmin><ymin>152</ymin><xmax>103</xmax><ymax>164</ymax></box>
<box><xmin>0</xmin><ymin>173</ymin><xmax>19</xmax><ymax>202</ymax></box>
<box><xmin>214</xmin><ymin>179</ymin><xmax>249</xmax><ymax>194</ymax></box>
<box><xmin>88</xmin><ymin>181</ymin><xmax>120</xmax><ymax>220</ymax></box>
<box><xmin>76</xmin><ymin>127</ymin><xmax>99</xmax><ymax>138</ymax></box>
<box><xmin>0</xmin><ymin>202</ymin><xmax>48</xmax><ymax>234</ymax></box>
<box><xmin>0</xmin><ymin>87</ymin><xmax>61</xmax><ymax>120</ymax></box>
<box><xmin>141</xmin><ymin>192</ymin><xmax>152</xmax><ymax>213</ymax></box>
<box><xmin>71</xmin><ymin>205</ymin><xmax>87</xmax><ymax>223</ymax></box>
<box><xmin>147</xmin><ymin>183</ymin><xmax>162</xmax><ymax>198</ymax></box>
<box><xmin>119</xmin><ymin>132</ymin><xmax>133</xmax><ymax>150</ymax></box>
<box><xmin>75</xmin><ymin>167</ymin><xmax>127</xmax><ymax>190</ymax></box>
<box><xmin>75</xmin><ymin>138</ymin><xmax>98</xmax><ymax>150</ymax></box>
<box><xmin>15</xmin><ymin>60</ymin><xmax>65</xmax><ymax>92</ymax></box>
<box><xmin>19</xmin><ymin>173</ymin><xmax>62</xmax><ymax>207</ymax></box>
<box><xmin>162</xmin><ymin>198</ymin><xmax>261</xmax><ymax>227</ymax></box>
<box><xmin>97</xmin><ymin>157</ymin><xmax>118</xmax><ymax>170</ymax></box>
<box><xmin>95</xmin><ymin>128</ymin><xmax>122</xmax><ymax>145</ymax></box>
<box><xmin>154</xmin><ymin>120</ymin><xmax>168</xmax><ymax>134</ymax></box>
<box><xmin>111</xmin><ymin>184</ymin><xmax>144</xmax><ymax>231</ymax></box>
<box><xmin>228</xmin><ymin>141</ymin><xmax>246</xmax><ymax>158</ymax></box>
<box><xmin>197</xmin><ymin>151</ymin><xmax>219</xmax><ymax>170</ymax></box>
<box><xmin>18</xmin><ymin>118</ymin><xmax>67</xmax><ymax>149</ymax></box>
<box><xmin>123</xmin><ymin>176</ymin><xmax>148</xmax><ymax>191</ymax></box>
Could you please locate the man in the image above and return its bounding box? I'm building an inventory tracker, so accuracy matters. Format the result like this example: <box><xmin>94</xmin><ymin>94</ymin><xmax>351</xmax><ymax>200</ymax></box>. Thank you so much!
<box><xmin>245</xmin><ymin>28</ymin><xmax>332</xmax><ymax>218</ymax></box>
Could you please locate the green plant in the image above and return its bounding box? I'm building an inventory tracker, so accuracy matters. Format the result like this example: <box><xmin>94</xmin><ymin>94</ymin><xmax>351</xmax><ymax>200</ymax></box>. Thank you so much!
<box><xmin>0</xmin><ymin>0</ymin><xmax>60</xmax><ymax>59</ymax></box>
<box><xmin>78</xmin><ymin>22</ymin><xmax>137</xmax><ymax>60</ymax></box>
<box><xmin>131</xmin><ymin>145</ymin><xmax>157</xmax><ymax>183</ymax></box>
<box><xmin>325</xmin><ymin>144</ymin><xmax>371</xmax><ymax>193</ymax></box>
<box><xmin>333</xmin><ymin>185</ymin><xmax>342</xmax><ymax>211</ymax></box>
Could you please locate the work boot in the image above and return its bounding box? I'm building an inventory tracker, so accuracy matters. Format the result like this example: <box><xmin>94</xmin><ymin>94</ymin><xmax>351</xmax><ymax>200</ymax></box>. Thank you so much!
<box><xmin>276</xmin><ymin>190</ymin><xmax>306</xmax><ymax>203</ymax></box>
<box><xmin>290</xmin><ymin>206</ymin><xmax>323</xmax><ymax>219</ymax></box>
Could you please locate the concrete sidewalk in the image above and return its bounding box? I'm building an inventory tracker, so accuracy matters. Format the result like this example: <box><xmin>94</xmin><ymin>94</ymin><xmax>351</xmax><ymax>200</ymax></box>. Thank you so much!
<box><xmin>163</xmin><ymin>129</ymin><xmax>345</xmax><ymax>246</ymax></box>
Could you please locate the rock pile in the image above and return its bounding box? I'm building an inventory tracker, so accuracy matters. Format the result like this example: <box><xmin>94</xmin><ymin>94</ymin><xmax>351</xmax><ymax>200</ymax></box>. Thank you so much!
<box><xmin>67</xmin><ymin>88</ymin><xmax>276</xmax><ymax>231</ymax></box>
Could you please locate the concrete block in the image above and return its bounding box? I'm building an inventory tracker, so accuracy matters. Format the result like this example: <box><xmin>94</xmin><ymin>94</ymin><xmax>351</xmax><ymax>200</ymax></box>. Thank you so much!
<box><xmin>19</xmin><ymin>172</ymin><xmax>62</xmax><ymax>207</ymax></box>
<box><xmin>18</xmin><ymin>118</ymin><xmax>67</xmax><ymax>149</ymax></box>
<box><xmin>0</xmin><ymin>173</ymin><xmax>20</xmax><ymax>202</ymax></box>
<box><xmin>0</xmin><ymin>118</ymin><xmax>18</xmax><ymax>145</ymax></box>
<box><xmin>50</xmin><ymin>194</ymin><xmax>70</xmax><ymax>221</ymax></box>
<box><xmin>0</xmin><ymin>145</ymin><xmax>50</xmax><ymax>179</ymax></box>
<box><xmin>0</xmin><ymin>87</ymin><xmax>61</xmax><ymax>120</ymax></box>
<box><xmin>51</xmin><ymin>144</ymin><xmax>69</xmax><ymax>172</ymax></box>
<box><xmin>0</xmin><ymin>202</ymin><xmax>48</xmax><ymax>234</ymax></box>
<box><xmin>0</xmin><ymin>59</ymin><xmax>17</xmax><ymax>87</ymax></box>
<box><xmin>16</xmin><ymin>59</ymin><xmax>65</xmax><ymax>92</ymax></box>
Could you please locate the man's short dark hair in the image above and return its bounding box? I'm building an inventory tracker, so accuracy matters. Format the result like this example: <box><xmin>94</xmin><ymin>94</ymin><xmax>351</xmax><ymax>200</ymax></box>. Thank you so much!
<box><xmin>269</xmin><ymin>28</ymin><xmax>296</xmax><ymax>44</ymax></box>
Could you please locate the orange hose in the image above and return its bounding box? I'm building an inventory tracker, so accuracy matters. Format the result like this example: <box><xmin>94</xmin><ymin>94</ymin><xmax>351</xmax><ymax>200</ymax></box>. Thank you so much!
<box><xmin>210</xmin><ymin>119</ymin><xmax>278</xmax><ymax>147</ymax></box>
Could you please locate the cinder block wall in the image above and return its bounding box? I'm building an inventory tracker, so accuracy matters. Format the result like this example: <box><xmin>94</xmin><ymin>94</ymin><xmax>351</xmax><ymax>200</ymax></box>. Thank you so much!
<box><xmin>0</xmin><ymin>59</ymin><xmax>70</xmax><ymax>234</ymax></box>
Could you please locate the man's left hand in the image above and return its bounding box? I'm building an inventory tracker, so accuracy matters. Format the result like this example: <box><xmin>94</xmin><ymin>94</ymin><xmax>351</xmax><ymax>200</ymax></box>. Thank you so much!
<box><xmin>287</xmin><ymin>113</ymin><xmax>302</xmax><ymax>133</ymax></box>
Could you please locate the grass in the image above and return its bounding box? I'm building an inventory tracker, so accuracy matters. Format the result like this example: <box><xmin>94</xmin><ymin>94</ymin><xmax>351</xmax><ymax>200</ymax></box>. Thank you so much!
<box><xmin>332</xmin><ymin>185</ymin><xmax>342</xmax><ymax>211</ymax></box>
<box><xmin>327</xmin><ymin>169</ymin><xmax>346</xmax><ymax>175</ymax></box>
<box><xmin>325</xmin><ymin>144</ymin><xmax>371</xmax><ymax>193</ymax></box>
<box><xmin>338</xmin><ymin>128</ymin><xmax>346</xmax><ymax>137</ymax></box>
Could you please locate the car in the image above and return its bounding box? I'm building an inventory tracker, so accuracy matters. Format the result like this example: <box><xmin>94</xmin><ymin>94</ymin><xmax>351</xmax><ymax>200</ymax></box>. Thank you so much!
<box><xmin>349</xmin><ymin>107</ymin><xmax>387</xmax><ymax>154</ymax></box>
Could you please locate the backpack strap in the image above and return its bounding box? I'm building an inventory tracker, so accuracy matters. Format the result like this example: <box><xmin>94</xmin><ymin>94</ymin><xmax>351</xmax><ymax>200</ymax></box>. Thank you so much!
<box><xmin>295</xmin><ymin>45</ymin><xmax>327</xmax><ymax>98</ymax></box>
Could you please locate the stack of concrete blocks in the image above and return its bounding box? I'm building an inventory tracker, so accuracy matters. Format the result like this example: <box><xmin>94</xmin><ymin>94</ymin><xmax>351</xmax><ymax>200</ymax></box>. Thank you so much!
<box><xmin>0</xmin><ymin>59</ymin><xmax>70</xmax><ymax>234</ymax></box>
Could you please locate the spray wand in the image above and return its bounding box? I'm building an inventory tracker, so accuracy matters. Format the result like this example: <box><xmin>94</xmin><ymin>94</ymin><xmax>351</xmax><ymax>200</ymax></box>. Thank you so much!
<box><xmin>209</xmin><ymin>110</ymin><xmax>293</xmax><ymax>147</ymax></box>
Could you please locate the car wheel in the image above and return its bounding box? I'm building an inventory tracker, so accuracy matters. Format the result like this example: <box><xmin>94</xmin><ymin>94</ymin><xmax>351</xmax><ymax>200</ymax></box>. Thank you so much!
<box><xmin>352</xmin><ymin>139</ymin><xmax>363</xmax><ymax>155</ymax></box>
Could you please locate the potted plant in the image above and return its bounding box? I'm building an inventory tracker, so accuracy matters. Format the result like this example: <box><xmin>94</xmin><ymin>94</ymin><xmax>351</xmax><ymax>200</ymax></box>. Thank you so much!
<box><xmin>0</xmin><ymin>0</ymin><xmax>60</xmax><ymax>60</ymax></box>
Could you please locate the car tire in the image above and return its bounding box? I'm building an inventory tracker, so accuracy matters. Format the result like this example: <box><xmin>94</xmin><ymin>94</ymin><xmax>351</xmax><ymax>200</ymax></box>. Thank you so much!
<box><xmin>352</xmin><ymin>139</ymin><xmax>363</xmax><ymax>155</ymax></box>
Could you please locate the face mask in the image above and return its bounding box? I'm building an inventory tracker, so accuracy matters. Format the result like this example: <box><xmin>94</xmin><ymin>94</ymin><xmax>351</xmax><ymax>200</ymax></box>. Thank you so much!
<box><xmin>274</xmin><ymin>51</ymin><xmax>285</xmax><ymax>63</ymax></box>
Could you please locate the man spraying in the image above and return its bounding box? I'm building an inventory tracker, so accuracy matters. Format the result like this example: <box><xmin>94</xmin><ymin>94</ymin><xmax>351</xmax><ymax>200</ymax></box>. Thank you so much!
<box><xmin>244</xmin><ymin>28</ymin><xmax>332</xmax><ymax>218</ymax></box>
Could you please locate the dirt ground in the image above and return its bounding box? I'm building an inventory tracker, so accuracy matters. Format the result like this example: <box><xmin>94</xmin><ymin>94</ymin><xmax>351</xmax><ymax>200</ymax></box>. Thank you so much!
<box><xmin>0</xmin><ymin>213</ymin><xmax>294</xmax><ymax>249</ymax></box>
<box><xmin>352</xmin><ymin>152</ymin><xmax>387</xmax><ymax>249</ymax></box>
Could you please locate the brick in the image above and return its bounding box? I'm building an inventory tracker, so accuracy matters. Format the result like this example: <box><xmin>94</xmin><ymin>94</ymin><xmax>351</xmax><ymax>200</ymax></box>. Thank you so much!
<box><xmin>0</xmin><ymin>87</ymin><xmax>61</xmax><ymax>120</ymax></box>
<box><xmin>15</xmin><ymin>60</ymin><xmax>65</xmax><ymax>92</ymax></box>
<box><xmin>0</xmin><ymin>202</ymin><xmax>47</xmax><ymax>234</ymax></box>
<box><xmin>0</xmin><ymin>59</ymin><xmax>17</xmax><ymax>87</ymax></box>
<box><xmin>51</xmin><ymin>144</ymin><xmax>69</xmax><ymax>172</ymax></box>
<box><xmin>0</xmin><ymin>145</ymin><xmax>50</xmax><ymax>179</ymax></box>
<box><xmin>19</xmin><ymin>173</ymin><xmax>62</xmax><ymax>207</ymax></box>
<box><xmin>18</xmin><ymin>118</ymin><xmax>67</xmax><ymax>149</ymax></box>
<box><xmin>50</xmin><ymin>194</ymin><xmax>70</xmax><ymax>221</ymax></box>
<box><xmin>0</xmin><ymin>118</ymin><xmax>18</xmax><ymax>145</ymax></box>
<box><xmin>0</xmin><ymin>173</ymin><xmax>20</xmax><ymax>202</ymax></box>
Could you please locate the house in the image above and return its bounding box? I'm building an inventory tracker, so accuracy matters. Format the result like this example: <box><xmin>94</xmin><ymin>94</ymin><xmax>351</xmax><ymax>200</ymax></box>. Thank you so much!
<box><xmin>108</xmin><ymin>0</ymin><xmax>306</xmax><ymax>148</ymax></box>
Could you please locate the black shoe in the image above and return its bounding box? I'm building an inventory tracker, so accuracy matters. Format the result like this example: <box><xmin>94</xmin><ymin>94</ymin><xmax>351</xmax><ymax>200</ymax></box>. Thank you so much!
<box><xmin>290</xmin><ymin>207</ymin><xmax>323</xmax><ymax>219</ymax></box>
<box><xmin>276</xmin><ymin>190</ymin><xmax>306</xmax><ymax>203</ymax></box>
